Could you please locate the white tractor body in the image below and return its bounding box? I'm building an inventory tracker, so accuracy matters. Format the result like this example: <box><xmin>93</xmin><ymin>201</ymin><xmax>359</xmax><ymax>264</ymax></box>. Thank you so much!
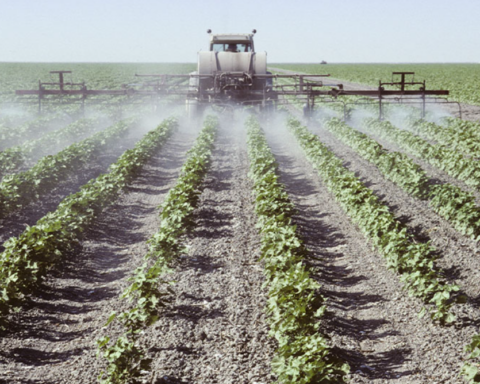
<box><xmin>186</xmin><ymin>31</ymin><xmax>274</xmax><ymax>115</ymax></box>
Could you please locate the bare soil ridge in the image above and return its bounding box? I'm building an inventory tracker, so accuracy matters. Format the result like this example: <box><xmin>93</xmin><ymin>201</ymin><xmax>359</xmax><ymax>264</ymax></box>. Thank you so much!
<box><xmin>139</xmin><ymin>121</ymin><xmax>275</xmax><ymax>384</ymax></box>
<box><xmin>0</xmin><ymin>127</ymin><xmax>197</xmax><ymax>383</ymax></box>
<box><xmin>262</xmin><ymin>117</ymin><xmax>479</xmax><ymax>383</ymax></box>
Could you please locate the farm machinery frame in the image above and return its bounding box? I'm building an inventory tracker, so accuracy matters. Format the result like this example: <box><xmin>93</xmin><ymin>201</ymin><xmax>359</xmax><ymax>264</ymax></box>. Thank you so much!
<box><xmin>15</xmin><ymin>30</ymin><xmax>457</xmax><ymax>119</ymax></box>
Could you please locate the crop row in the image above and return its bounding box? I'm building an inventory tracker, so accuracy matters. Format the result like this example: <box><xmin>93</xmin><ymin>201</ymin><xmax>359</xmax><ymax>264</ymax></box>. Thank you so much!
<box><xmin>287</xmin><ymin>117</ymin><xmax>458</xmax><ymax>323</ymax></box>
<box><xmin>246</xmin><ymin>115</ymin><xmax>348</xmax><ymax>383</ymax></box>
<box><xmin>444</xmin><ymin>117</ymin><xmax>480</xmax><ymax>142</ymax></box>
<box><xmin>0</xmin><ymin>115</ymin><xmax>33</xmax><ymax>135</ymax></box>
<box><xmin>324</xmin><ymin>117</ymin><xmax>480</xmax><ymax>240</ymax></box>
<box><xmin>362</xmin><ymin>118</ymin><xmax>480</xmax><ymax>189</ymax></box>
<box><xmin>323</xmin><ymin>117</ymin><xmax>429</xmax><ymax>197</ymax></box>
<box><xmin>0</xmin><ymin>117</ymin><xmax>178</xmax><ymax>325</ymax></box>
<box><xmin>97</xmin><ymin>115</ymin><xmax>219</xmax><ymax>383</ymax></box>
<box><xmin>0</xmin><ymin>113</ymin><xmax>71</xmax><ymax>149</ymax></box>
<box><xmin>0</xmin><ymin>118</ymin><xmax>135</xmax><ymax>218</ymax></box>
<box><xmin>462</xmin><ymin>335</ymin><xmax>480</xmax><ymax>382</ymax></box>
<box><xmin>403</xmin><ymin>117</ymin><xmax>480</xmax><ymax>159</ymax></box>
<box><xmin>273</xmin><ymin>63</ymin><xmax>480</xmax><ymax>106</ymax></box>
<box><xmin>0</xmin><ymin>116</ymin><xmax>106</xmax><ymax>175</ymax></box>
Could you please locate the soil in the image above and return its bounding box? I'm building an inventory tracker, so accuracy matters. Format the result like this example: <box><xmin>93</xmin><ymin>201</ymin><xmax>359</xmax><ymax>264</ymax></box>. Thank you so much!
<box><xmin>0</xmin><ymin>120</ymin><xmax>149</xmax><ymax>250</ymax></box>
<box><xmin>140</xmin><ymin>121</ymin><xmax>275</xmax><ymax>384</ymax></box>
<box><xmin>0</xmin><ymin>119</ymin><xmax>276</xmax><ymax>384</ymax></box>
<box><xmin>1</xmin><ymin>85</ymin><xmax>480</xmax><ymax>383</ymax></box>
<box><xmin>262</xmin><ymin>117</ymin><xmax>480</xmax><ymax>383</ymax></box>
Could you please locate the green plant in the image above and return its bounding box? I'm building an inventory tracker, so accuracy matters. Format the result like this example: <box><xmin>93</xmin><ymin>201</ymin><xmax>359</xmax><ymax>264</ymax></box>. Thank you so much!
<box><xmin>0</xmin><ymin>113</ymin><xmax>71</xmax><ymax>149</ymax></box>
<box><xmin>0</xmin><ymin>116</ymin><xmax>106</xmax><ymax>175</ymax></box>
<box><xmin>323</xmin><ymin>117</ymin><xmax>429</xmax><ymax>198</ymax></box>
<box><xmin>0</xmin><ymin>118</ymin><xmax>177</xmax><ymax>324</ymax></box>
<box><xmin>360</xmin><ymin>117</ymin><xmax>480</xmax><ymax>240</ymax></box>
<box><xmin>147</xmin><ymin>115</ymin><xmax>218</xmax><ymax>264</ymax></box>
<box><xmin>287</xmin><ymin>116</ymin><xmax>458</xmax><ymax>324</ymax></box>
<box><xmin>0</xmin><ymin>118</ymin><xmax>135</xmax><ymax>217</ymax></box>
<box><xmin>97</xmin><ymin>115</ymin><xmax>219</xmax><ymax>384</ymax></box>
<box><xmin>323</xmin><ymin>117</ymin><xmax>480</xmax><ymax>240</ymax></box>
<box><xmin>404</xmin><ymin>117</ymin><xmax>480</xmax><ymax>158</ymax></box>
<box><xmin>97</xmin><ymin>333</ymin><xmax>152</xmax><ymax>384</ymax></box>
<box><xmin>246</xmin><ymin>115</ymin><xmax>349</xmax><ymax>383</ymax></box>
<box><xmin>461</xmin><ymin>335</ymin><xmax>480</xmax><ymax>382</ymax></box>
<box><xmin>362</xmin><ymin>118</ymin><xmax>480</xmax><ymax>189</ymax></box>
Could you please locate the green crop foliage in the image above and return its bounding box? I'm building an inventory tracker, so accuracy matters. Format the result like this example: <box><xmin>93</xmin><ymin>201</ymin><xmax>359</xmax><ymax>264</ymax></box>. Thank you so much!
<box><xmin>363</xmin><ymin>119</ymin><xmax>480</xmax><ymax>188</ymax></box>
<box><xmin>0</xmin><ymin>117</ymin><xmax>177</xmax><ymax>326</ymax></box>
<box><xmin>359</xmin><ymin>117</ymin><xmax>480</xmax><ymax>240</ymax></box>
<box><xmin>246</xmin><ymin>116</ymin><xmax>349</xmax><ymax>383</ymax></box>
<box><xmin>146</xmin><ymin>115</ymin><xmax>218</xmax><ymax>264</ymax></box>
<box><xmin>444</xmin><ymin>118</ymin><xmax>480</xmax><ymax>143</ymax></box>
<box><xmin>0</xmin><ymin>118</ymin><xmax>135</xmax><ymax>217</ymax></box>
<box><xmin>428</xmin><ymin>184</ymin><xmax>480</xmax><ymax>239</ymax></box>
<box><xmin>322</xmin><ymin>116</ymin><xmax>480</xmax><ymax>240</ymax></box>
<box><xmin>362</xmin><ymin>118</ymin><xmax>480</xmax><ymax>188</ymax></box>
<box><xmin>97</xmin><ymin>115</ymin><xmax>219</xmax><ymax>384</ymax></box>
<box><xmin>461</xmin><ymin>335</ymin><xmax>480</xmax><ymax>382</ymax></box>
<box><xmin>403</xmin><ymin>117</ymin><xmax>480</xmax><ymax>159</ymax></box>
<box><xmin>0</xmin><ymin>113</ymin><xmax>72</xmax><ymax>150</ymax></box>
<box><xmin>0</xmin><ymin>116</ymin><xmax>107</xmax><ymax>175</ymax></box>
<box><xmin>273</xmin><ymin>63</ymin><xmax>480</xmax><ymax>107</ymax></box>
<box><xmin>287</xmin><ymin>116</ymin><xmax>458</xmax><ymax>324</ymax></box>
<box><xmin>323</xmin><ymin>117</ymin><xmax>430</xmax><ymax>198</ymax></box>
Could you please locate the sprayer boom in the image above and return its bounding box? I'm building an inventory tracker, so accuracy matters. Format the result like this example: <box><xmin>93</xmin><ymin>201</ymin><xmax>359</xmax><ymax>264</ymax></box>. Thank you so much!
<box><xmin>14</xmin><ymin>32</ymin><xmax>455</xmax><ymax>119</ymax></box>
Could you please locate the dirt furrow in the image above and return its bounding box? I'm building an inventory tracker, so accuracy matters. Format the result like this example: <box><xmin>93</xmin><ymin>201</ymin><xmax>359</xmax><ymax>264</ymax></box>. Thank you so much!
<box><xmin>263</xmin><ymin>118</ymin><xmax>477</xmax><ymax>383</ymax></box>
<box><xmin>329</xmin><ymin>118</ymin><xmax>480</xmax><ymax>308</ymax></box>
<box><xmin>0</xmin><ymin>125</ymin><xmax>198</xmax><ymax>384</ymax></box>
<box><xmin>306</xmin><ymin>119</ymin><xmax>480</xmax><ymax>308</ymax></box>
<box><xmin>0</xmin><ymin>119</ymin><xmax>163</xmax><ymax>251</ymax></box>
<box><xmin>135</xmin><ymin>120</ymin><xmax>276</xmax><ymax>384</ymax></box>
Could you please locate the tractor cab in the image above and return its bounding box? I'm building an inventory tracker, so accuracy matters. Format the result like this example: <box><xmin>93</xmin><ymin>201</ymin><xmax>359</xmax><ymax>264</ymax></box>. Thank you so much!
<box><xmin>208</xmin><ymin>32</ymin><xmax>255</xmax><ymax>53</ymax></box>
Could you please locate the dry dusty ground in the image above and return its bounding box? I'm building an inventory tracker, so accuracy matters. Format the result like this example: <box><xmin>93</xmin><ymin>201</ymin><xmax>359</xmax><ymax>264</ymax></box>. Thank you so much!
<box><xmin>0</xmin><ymin>119</ymin><xmax>276</xmax><ymax>384</ymax></box>
<box><xmin>263</xmin><ymin>115</ymin><xmax>480</xmax><ymax>383</ymax></box>
<box><xmin>0</xmin><ymin>121</ymin><xmax>198</xmax><ymax>383</ymax></box>
<box><xmin>0</xmin><ymin>85</ymin><xmax>480</xmax><ymax>383</ymax></box>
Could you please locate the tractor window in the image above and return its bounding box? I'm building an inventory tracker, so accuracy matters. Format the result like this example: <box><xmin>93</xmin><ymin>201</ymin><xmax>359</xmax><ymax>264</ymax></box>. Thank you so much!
<box><xmin>237</xmin><ymin>44</ymin><xmax>252</xmax><ymax>52</ymax></box>
<box><xmin>212</xmin><ymin>44</ymin><xmax>226</xmax><ymax>52</ymax></box>
<box><xmin>212</xmin><ymin>43</ymin><xmax>252</xmax><ymax>52</ymax></box>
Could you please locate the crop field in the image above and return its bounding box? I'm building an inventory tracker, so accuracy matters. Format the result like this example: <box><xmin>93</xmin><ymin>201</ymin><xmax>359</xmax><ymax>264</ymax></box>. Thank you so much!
<box><xmin>2</xmin><ymin>62</ymin><xmax>480</xmax><ymax>384</ymax></box>
<box><xmin>274</xmin><ymin>63</ymin><xmax>480</xmax><ymax>107</ymax></box>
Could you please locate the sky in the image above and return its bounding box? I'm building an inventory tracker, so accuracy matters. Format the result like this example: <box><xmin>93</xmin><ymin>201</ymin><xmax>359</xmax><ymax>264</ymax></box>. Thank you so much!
<box><xmin>0</xmin><ymin>0</ymin><xmax>479</xmax><ymax>63</ymax></box>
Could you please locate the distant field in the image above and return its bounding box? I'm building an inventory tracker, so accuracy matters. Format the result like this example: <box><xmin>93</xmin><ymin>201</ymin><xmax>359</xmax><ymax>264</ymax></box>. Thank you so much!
<box><xmin>0</xmin><ymin>62</ymin><xmax>196</xmax><ymax>103</ymax></box>
<box><xmin>272</xmin><ymin>63</ymin><xmax>480</xmax><ymax>106</ymax></box>
<box><xmin>4</xmin><ymin>62</ymin><xmax>478</xmax><ymax>108</ymax></box>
